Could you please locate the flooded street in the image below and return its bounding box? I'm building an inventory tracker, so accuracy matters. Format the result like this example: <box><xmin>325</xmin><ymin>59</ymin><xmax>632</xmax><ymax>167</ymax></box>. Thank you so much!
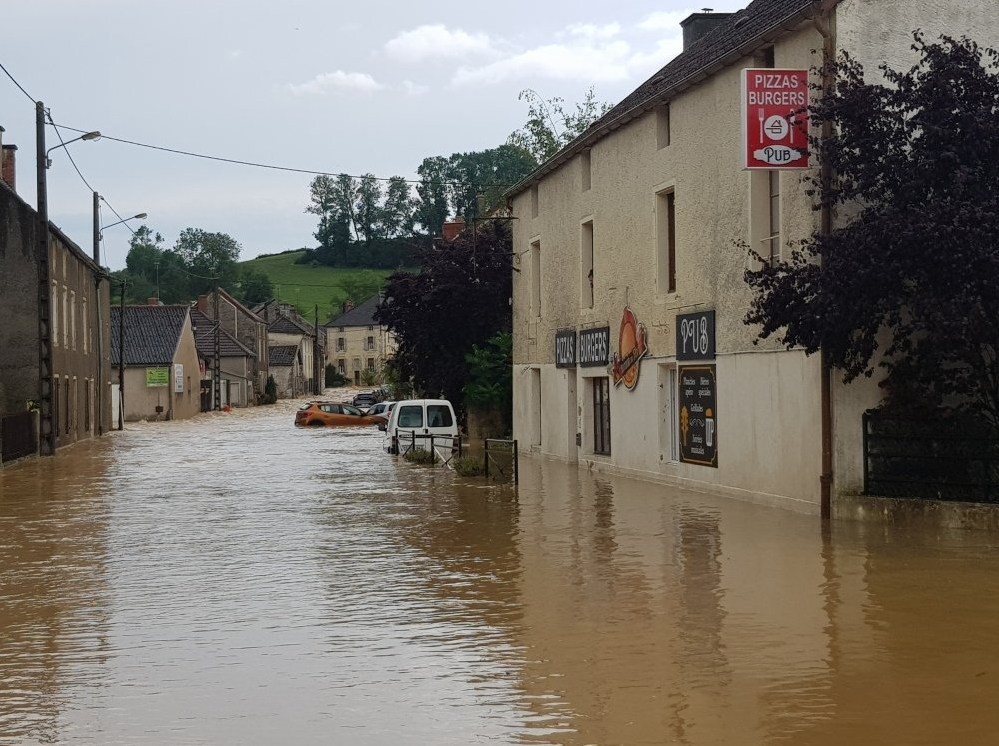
<box><xmin>2</xmin><ymin>401</ymin><xmax>999</xmax><ymax>745</ymax></box>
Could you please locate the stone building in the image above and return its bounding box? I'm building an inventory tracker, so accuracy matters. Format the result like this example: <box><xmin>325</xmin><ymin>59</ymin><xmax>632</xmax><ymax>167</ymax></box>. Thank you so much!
<box><xmin>0</xmin><ymin>129</ymin><xmax>112</xmax><ymax>463</ymax></box>
<box><xmin>324</xmin><ymin>295</ymin><xmax>396</xmax><ymax>386</ymax></box>
<box><xmin>195</xmin><ymin>289</ymin><xmax>268</xmax><ymax>403</ymax></box>
<box><xmin>506</xmin><ymin>0</ymin><xmax>999</xmax><ymax>513</ymax></box>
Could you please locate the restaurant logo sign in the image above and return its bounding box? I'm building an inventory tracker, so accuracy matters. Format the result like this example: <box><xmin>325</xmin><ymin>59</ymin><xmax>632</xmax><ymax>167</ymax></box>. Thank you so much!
<box><xmin>611</xmin><ymin>306</ymin><xmax>649</xmax><ymax>390</ymax></box>
<box><xmin>578</xmin><ymin>326</ymin><xmax>610</xmax><ymax>367</ymax></box>
<box><xmin>741</xmin><ymin>68</ymin><xmax>809</xmax><ymax>170</ymax></box>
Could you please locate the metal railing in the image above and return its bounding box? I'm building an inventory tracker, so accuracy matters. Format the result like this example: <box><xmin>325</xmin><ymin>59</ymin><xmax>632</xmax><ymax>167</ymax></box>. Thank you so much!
<box><xmin>398</xmin><ymin>430</ymin><xmax>464</xmax><ymax>468</ymax></box>
<box><xmin>863</xmin><ymin>411</ymin><xmax>999</xmax><ymax>503</ymax></box>
<box><xmin>484</xmin><ymin>439</ymin><xmax>519</xmax><ymax>483</ymax></box>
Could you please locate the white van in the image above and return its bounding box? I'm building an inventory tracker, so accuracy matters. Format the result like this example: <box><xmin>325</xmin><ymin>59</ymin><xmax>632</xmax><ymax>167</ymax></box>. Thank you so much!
<box><xmin>383</xmin><ymin>399</ymin><xmax>459</xmax><ymax>456</ymax></box>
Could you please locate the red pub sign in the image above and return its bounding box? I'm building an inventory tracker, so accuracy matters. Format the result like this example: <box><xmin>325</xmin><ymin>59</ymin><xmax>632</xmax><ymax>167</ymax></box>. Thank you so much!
<box><xmin>741</xmin><ymin>68</ymin><xmax>809</xmax><ymax>170</ymax></box>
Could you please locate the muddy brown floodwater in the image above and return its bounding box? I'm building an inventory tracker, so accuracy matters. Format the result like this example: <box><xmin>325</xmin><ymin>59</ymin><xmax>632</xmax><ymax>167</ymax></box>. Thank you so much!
<box><xmin>2</xmin><ymin>399</ymin><xmax>999</xmax><ymax>745</ymax></box>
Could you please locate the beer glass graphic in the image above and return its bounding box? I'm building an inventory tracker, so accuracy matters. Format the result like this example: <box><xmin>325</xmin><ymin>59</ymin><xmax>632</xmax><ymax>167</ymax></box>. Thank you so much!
<box><xmin>705</xmin><ymin>408</ymin><xmax>714</xmax><ymax>448</ymax></box>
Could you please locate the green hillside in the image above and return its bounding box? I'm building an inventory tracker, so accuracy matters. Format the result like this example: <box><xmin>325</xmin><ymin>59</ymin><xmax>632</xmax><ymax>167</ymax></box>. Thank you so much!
<box><xmin>242</xmin><ymin>251</ymin><xmax>398</xmax><ymax>323</ymax></box>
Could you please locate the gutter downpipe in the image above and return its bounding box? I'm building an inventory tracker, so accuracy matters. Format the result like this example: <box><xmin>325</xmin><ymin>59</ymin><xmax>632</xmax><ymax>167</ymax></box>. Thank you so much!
<box><xmin>815</xmin><ymin>1</ymin><xmax>836</xmax><ymax>520</ymax></box>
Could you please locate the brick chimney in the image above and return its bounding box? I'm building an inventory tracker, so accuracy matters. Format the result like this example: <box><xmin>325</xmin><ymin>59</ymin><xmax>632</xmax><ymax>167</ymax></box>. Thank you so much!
<box><xmin>442</xmin><ymin>216</ymin><xmax>465</xmax><ymax>242</ymax></box>
<box><xmin>148</xmin><ymin>297</ymin><xmax>162</xmax><ymax>305</ymax></box>
<box><xmin>680</xmin><ymin>11</ymin><xmax>732</xmax><ymax>50</ymax></box>
<box><xmin>342</xmin><ymin>299</ymin><xmax>354</xmax><ymax>314</ymax></box>
<box><xmin>197</xmin><ymin>294</ymin><xmax>209</xmax><ymax>313</ymax></box>
<box><xmin>1</xmin><ymin>126</ymin><xmax>16</xmax><ymax>192</ymax></box>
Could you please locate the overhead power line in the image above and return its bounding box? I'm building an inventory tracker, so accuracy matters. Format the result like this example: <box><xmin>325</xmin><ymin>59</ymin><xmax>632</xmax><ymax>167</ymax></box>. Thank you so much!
<box><xmin>51</xmin><ymin>121</ymin><xmax>521</xmax><ymax>190</ymax></box>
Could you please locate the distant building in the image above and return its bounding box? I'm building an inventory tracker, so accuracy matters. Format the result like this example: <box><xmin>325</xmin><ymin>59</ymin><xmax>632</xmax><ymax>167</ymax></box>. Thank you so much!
<box><xmin>110</xmin><ymin>303</ymin><xmax>201</xmax><ymax>422</ymax></box>
<box><xmin>190</xmin><ymin>307</ymin><xmax>256</xmax><ymax>408</ymax></box>
<box><xmin>324</xmin><ymin>295</ymin><xmax>396</xmax><ymax>386</ymax></box>
<box><xmin>254</xmin><ymin>300</ymin><xmax>323</xmax><ymax>397</ymax></box>
<box><xmin>196</xmin><ymin>289</ymin><xmax>269</xmax><ymax>403</ymax></box>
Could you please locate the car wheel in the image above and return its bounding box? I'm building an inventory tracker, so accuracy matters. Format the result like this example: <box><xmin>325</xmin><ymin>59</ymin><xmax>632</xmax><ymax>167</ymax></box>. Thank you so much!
<box><xmin>307</xmin><ymin>420</ymin><xmax>324</xmax><ymax>427</ymax></box>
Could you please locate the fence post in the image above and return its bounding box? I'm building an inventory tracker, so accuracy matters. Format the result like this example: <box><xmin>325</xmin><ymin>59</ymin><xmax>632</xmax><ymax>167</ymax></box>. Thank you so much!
<box><xmin>484</xmin><ymin>439</ymin><xmax>490</xmax><ymax>479</ymax></box>
<box><xmin>513</xmin><ymin>440</ymin><xmax>519</xmax><ymax>484</ymax></box>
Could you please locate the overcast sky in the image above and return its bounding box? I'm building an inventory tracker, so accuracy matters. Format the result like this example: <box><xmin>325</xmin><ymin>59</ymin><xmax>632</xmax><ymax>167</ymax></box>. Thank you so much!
<box><xmin>1</xmin><ymin>0</ymin><xmax>747</xmax><ymax>270</ymax></box>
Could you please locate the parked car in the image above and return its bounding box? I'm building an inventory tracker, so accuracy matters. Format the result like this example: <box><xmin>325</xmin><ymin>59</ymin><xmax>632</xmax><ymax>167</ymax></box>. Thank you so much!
<box><xmin>383</xmin><ymin>399</ymin><xmax>459</xmax><ymax>454</ymax></box>
<box><xmin>295</xmin><ymin>401</ymin><xmax>385</xmax><ymax>428</ymax></box>
<box><xmin>352</xmin><ymin>390</ymin><xmax>379</xmax><ymax>409</ymax></box>
<box><xmin>367</xmin><ymin>401</ymin><xmax>396</xmax><ymax>424</ymax></box>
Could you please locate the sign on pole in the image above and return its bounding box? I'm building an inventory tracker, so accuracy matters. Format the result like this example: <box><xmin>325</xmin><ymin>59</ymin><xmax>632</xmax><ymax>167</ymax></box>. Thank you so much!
<box><xmin>741</xmin><ymin>68</ymin><xmax>809</xmax><ymax>170</ymax></box>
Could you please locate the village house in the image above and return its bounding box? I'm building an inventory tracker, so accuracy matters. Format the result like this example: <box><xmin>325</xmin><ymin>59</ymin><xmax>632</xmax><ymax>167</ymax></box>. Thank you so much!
<box><xmin>195</xmin><ymin>289</ymin><xmax>268</xmax><ymax>403</ymax></box>
<box><xmin>110</xmin><ymin>304</ymin><xmax>201</xmax><ymax>423</ymax></box>
<box><xmin>190</xmin><ymin>307</ymin><xmax>256</xmax><ymax>409</ymax></box>
<box><xmin>0</xmin><ymin>128</ymin><xmax>112</xmax><ymax>464</ymax></box>
<box><xmin>254</xmin><ymin>300</ymin><xmax>322</xmax><ymax>397</ymax></box>
<box><xmin>506</xmin><ymin>0</ymin><xmax>999</xmax><ymax>514</ymax></box>
<box><xmin>324</xmin><ymin>294</ymin><xmax>396</xmax><ymax>386</ymax></box>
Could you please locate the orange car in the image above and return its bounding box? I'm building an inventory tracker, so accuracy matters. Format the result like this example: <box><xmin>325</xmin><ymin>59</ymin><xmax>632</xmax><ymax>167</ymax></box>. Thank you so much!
<box><xmin>295</xmin><ymin>401</ymin><xmax>387</xmax><ymax>428</ymax></box>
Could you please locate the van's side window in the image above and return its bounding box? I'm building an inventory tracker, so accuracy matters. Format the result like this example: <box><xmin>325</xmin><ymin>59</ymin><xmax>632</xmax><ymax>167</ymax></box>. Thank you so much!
<box><xmin>397</xmin><ymin>405</ymin><xmax>424</xmax><ymax>429</ymax></box>
<box><xmin>427</xmin><ymin>405</ymin><xmax>453</xmax><ymax>428</ymax></box>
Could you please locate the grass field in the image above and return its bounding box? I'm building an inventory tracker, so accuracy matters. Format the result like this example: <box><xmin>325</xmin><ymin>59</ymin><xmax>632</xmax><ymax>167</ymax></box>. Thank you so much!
<box><xmin>241</xmin><ymin>251</ymin><xmax>401</xmax><ymax>323</ymax></box>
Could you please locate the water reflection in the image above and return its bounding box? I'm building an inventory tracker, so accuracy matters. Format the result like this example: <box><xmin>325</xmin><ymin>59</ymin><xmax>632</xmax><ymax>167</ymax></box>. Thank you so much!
<box><xmin>1</xmin><ymin>403</ymin><xmax>999</xmax><ymax>744</ymax></box>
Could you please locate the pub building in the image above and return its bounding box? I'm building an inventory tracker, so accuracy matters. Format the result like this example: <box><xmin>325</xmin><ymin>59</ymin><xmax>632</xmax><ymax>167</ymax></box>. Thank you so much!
<box><xmin>506</xmin><ymin>0</ymin><xmax>999</xmax><ymax>513</ymax></box>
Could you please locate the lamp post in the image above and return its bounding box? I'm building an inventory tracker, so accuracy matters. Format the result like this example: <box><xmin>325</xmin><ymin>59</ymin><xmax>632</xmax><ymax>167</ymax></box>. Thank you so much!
<box><xmin>92</xmin><ymin>192</ymin><xmax>146</xmax><ymax>435</ymax></box>
<box><xmin>35</xmin><ymin>101</ymin><xmax>99</xmax><ymax>455</ymax></box>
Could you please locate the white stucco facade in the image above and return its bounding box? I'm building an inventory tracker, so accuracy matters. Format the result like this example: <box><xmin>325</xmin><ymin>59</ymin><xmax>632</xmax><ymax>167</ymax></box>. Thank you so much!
<box><xmin>509</xmin><ymin>0</ymin><xmax>999</xmax><ymax>514</ymax></box>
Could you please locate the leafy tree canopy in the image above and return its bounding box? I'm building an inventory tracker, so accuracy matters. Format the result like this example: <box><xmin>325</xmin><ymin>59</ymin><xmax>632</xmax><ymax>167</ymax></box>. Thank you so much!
<box><xmin>375</xmin><ymin>221</ymin><xmax>513</xmax><ymax>412</ymax></box>
<box><xmin>506</xmin><ymin>86</ymin><xmax>612</xmax><ymax>163</ymax></box>
<box><xmin>745</xmin><ymin>34</ymin><xmax>999</xmax><ymax>424</ymax></box>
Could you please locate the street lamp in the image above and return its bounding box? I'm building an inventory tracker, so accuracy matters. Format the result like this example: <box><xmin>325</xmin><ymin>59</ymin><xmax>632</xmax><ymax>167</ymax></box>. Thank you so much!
<box><xmin>35</xmin><ymin>103</ymin><xmax>100</xmax><ymax>455</ymax></box>
<box><xmin>91</xmin><ymin>192</ymin><xmax>147</xmax><ymax>433</ymax></box>
<box><xmin>46</xmin><ymin>130</ymin><xmax>100</xmax><ymax>168</ymax></box>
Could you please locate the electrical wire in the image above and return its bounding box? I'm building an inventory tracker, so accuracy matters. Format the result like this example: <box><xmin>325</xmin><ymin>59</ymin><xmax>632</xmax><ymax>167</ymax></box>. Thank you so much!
<box><xmin>50</xmin><ymin>121</ymin><xmax>521</xmax><ymax>189</ymax></box>
<box><xmin>47</xmin><ymin>115</ymin><xmax>97</xmax><ymax>193</ymax></box>
<box><xmin>0</xmin><ymin>61</ymin><xmax>35</xmax><ymax>103</ymax></box>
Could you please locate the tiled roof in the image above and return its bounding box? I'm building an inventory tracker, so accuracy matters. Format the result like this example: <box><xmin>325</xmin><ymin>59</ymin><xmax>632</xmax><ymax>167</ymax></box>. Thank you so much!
<box><xmin>190</xmin><ymin>308</ymin><xmax>256</xmax><ymax>359</ymax></box>
<box><xmin>269</xmin><ymin>314</ymin><xmax>315</xmax><ymax>336</ymax></box>
<box><xmin>110</xmin><ymin>305</ymin><xmax>189</xmax><ymax>366</ymax></box>
<box><xmin>506</xmin><ymin>0</ymin><xmax>821</xmax><ymax>197</ymax></box>
<box><xmin>325</xmin><ymin>294</ymin><xmax>381</xmax><ymax>328</ymax></box>
<box><xmin>269</xmin><ymin>344</ymin><xmax>300</xmax><ymax>367</ymax></box>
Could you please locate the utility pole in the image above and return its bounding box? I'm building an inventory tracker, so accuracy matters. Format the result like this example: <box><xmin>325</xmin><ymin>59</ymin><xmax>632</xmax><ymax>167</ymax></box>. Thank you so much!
<box><xmin>213</xmin><ymin>275</ymin><xmax>221</xmax><ymax>410</ymax></box>
<box><xmin>118</xmin><ymin>280</ymin><xmax>126</xmax><ymax>430</ymax></box>
<box><xmin>35</xmin><ymin>101</ymin><xmax>55</xmax><ymax>456</ymax></box>
<box><xmin>93</xmin><ymin>190</ymin><xmax>104</xmax><ymax>435</ymax></box>
<box><xmin>314</xmin><ymin>304</ymin><xmax>321</xmax><ymax>395</ymax></box>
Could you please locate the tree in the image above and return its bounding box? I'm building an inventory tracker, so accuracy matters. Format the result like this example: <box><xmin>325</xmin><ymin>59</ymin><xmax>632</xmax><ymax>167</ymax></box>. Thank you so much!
<box><xmin>375</xmin><ymin>220</ymin><xmax>513</xmax><ymax>412</ymax></box>
<box><xmin>415</xmin><ymin>156</ymin><xmax>450</xmax><ymax>237</ymax></box>
<box><xmin>306</xmin><ymin>174</ymin><xmax>351</xmax><ymax>265</ymax></box>
<box><xmin>174</xmin><ymin>228</ymin><xmax>242</xmax><ymax>293</ymax></box>
<box><xmin>381</xmin><ymin>176</ymin><xmax>415</xmax><ymax>238</ymax></box>
<box><xmin>507</xmin><ymin>86</ymin><xmax>612</xmax><ymax>163</ymax></box>
<box><xmin>239</xmin><ymin>268</ymin><xmax>273</xmax><ymax>305</ymax></box>
<box><xmin>744</xmin><ymin>35</ymin><xmax>999</xmax><ymax>425</ymax></box>
<box><xmin>355</xmin><ymin>173</ymin><xmax>383</xmax><ymax>245</ymax></box>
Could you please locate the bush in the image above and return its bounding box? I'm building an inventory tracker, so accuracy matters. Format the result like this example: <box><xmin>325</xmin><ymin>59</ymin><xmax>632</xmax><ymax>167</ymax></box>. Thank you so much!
<box><xmin>404</xmin><ymin>448</ymin><xmax>437</xmax><ymax>465</ymax></box>
<box><xmin>262</xmin><ymin>375</ymin><xmax>278</xmax><ymax>404</ymax></box>
<box><xmin>325</xmin><ymin>364</ymin><xmax>347</xmax><ymax>387</ymax></box>
<box><xmin>452</xmin><ymin>455</ymin><xmax>485</xmax><ymax>476</ymax></box>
